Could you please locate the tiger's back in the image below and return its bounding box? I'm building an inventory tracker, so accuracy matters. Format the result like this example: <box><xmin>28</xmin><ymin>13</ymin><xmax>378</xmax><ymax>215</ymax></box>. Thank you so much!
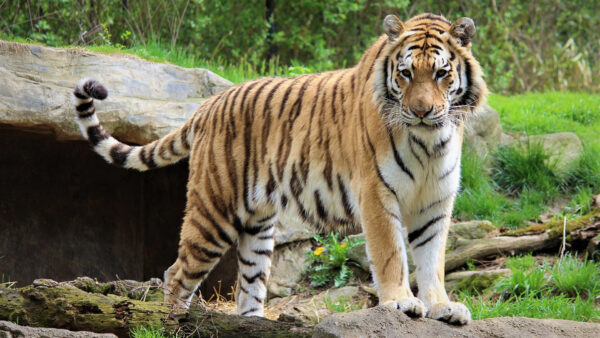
<box><xmin>72</xmin><ymin>12</ymin><xmax>487</xmax><ymax>323</ymax></box>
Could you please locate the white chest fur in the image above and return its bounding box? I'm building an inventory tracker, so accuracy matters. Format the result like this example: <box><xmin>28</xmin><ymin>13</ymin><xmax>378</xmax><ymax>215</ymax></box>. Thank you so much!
<box><xmin>379</xmin><ymin>124</ymin><xmax>462</xmax><ymax>218</ymax></box>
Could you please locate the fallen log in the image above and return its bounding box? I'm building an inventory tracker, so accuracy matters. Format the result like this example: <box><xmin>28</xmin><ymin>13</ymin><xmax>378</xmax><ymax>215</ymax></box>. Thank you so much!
<box><xmin>0</xmin><ymin>282</ymin><xmax>312</xmax><ymax>338</ymax></box>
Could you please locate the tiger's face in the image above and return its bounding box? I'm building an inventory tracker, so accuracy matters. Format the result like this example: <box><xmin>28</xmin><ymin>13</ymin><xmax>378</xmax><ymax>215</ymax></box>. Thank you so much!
<box><xmin>376</xmin><ymin>13</ymin><xmax>487</xmax><ymax>129</ymax></box>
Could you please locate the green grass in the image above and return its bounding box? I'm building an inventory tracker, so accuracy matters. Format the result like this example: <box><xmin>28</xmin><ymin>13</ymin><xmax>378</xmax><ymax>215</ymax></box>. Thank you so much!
<box><xmin>492</xmin><ymin>141</ymin><xmax>561</xmax><ymax>197</ymax></box>
<box><xmin>130</xmin><ymin>326</ymin><xmax>172</xmax><ymax>338</ymax></box>
<box><xmin>456</xmin><ymin>254</ymin><xmax>600</xmax><ymax>322</ymax></box>
<box><xmin>489</xmin><ymin>92</ymin><xmax>600</xmax><ymax>145</ymax></box>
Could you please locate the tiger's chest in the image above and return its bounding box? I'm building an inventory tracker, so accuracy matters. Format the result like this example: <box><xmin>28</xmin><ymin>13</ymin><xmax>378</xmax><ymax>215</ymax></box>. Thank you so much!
<box><xmin>379</xmin><ymin>124</ymin><xmax>462</xmax><ymax>214</ymax></box>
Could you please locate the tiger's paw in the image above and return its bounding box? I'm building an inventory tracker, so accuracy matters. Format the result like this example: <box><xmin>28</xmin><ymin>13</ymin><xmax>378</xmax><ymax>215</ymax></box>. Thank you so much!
<box><xmin>427</xmin><ymin>301</ymin><xmax>471</xmax><ymax>325</ymax></box>
<box><xmin>381</xmin><ymin>297</ymin><xmax>426</xmax><ymax>318</ymax></box>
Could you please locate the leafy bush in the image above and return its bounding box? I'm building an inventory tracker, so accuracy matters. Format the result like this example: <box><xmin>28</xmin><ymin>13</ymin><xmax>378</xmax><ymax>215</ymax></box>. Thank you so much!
<box><xmin>304</xmin><ymin>233</ymin><xmax>364</xmax><ymax>288</ymax></box>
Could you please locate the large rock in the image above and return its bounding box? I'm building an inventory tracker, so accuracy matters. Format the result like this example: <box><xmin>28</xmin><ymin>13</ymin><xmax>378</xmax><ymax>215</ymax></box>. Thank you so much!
<box><xmin>0</xmin><ymin>320</ymin><xmax>116</xmax><ymax>338</ymax></box>
<box><xmin>525</xmin><ymin>132</ymin><xmax>583</xmax><ymax>172</ymax></box>
<box><xmin>464</xmin><ymin>104</ymin><xmax>503</xmax><ymax>156</ymax></box>
<box><xmin>268</xmin><ymin>240</ymin><xmax>313</xmax><ymax>297</ymax></box>
<box><xmin>0</xmin><ymin>40</ymin><xmax>232</xmax><ymax>144</ymax></box>
<box><xmin>314</xmin><ymin>306</ymin><xmax>600</xmax><ymax>337</ymax></box>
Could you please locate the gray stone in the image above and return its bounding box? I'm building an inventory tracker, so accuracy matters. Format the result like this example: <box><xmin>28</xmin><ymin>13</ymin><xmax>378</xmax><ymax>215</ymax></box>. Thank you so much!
<box><xmin>464</xmin><ymin>104</ymin><xmax>503</xmax><ymax>156</ymax></box>
<box><xmin>276</xmin><ymin>215</ymin><xmax>318</xmax><ymax>245</ymax></box>
<box><xmin>0</xmin><ymin>320</ymin><xmax>116</xmax><ymax>338</ymax></box>
<box><xmin>313</xmin><ymin>305</ymin><xmax>600</xmax><ymax>338</ymax></box>
<box><xmin>0</xmin><ymin>40</ymin><xmax>232</xmax><ymax>145</ymax></box>
<box><xmin>268</xmin><ymin>240</ymin><xmax>313</xmax><ymax>297</ymax></box>
<box><xmin>524</xmin><ymin>132</ymin><xmax>583</xmax><ymax>172</ymax></box>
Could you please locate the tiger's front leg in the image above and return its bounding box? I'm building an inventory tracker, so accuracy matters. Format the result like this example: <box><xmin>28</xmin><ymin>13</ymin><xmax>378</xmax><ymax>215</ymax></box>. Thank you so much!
<box><xmin>359</xmin><ymin>182</ymin><xmax>426</xmax><ymax>317</ymax></box>
<box><xmin>407</xmin><ymin>208</ymin><xmax>471</xmax><ymax>325</ymax></box>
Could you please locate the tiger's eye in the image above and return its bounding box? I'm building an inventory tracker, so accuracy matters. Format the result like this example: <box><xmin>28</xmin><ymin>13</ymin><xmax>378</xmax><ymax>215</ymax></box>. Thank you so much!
<box><xmin>401</xmin><ymin>69</ymin><xmax>411</xmax><ymax>78</ymax></box>
<box><xmin>436</xmin><ymin>69</ymin><xmax>448</xmax><ymax>78</ymax></box>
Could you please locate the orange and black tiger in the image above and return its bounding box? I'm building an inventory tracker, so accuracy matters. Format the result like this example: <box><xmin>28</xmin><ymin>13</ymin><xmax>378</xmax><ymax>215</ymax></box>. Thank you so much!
<box><xmin>72</xmin><ymin>13</ymin><xmax>487</xmax><ymax>324</ymax></box>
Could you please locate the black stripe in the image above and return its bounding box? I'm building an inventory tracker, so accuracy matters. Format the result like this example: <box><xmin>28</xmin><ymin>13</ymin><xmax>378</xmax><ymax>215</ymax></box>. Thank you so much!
<box><xmin>87</xmin><ymin>125</ymin><xmax>108</xmax><ymax>146</ymax></box>
<box><xmin>109</xmin><ymin>144</ymin><xmax>131</xmax><ymax>166</ymax></box>
<box><xmin>314</xmin><ymin>190</ymin><xmax>328</xmax><ymax>220</ymax></box>
<box><xmin>433</xmin><ymin>135</ymin><xmax>452</xmax><ymax>156</ymax></box>
<box><xmin>78</xmin><ymin>108</ymin><xmax>95</xmax><ymax>118</ymax></box>
<box><xmin>414</xmin><ymin>233</ymin><xmax>437</xmax><ymax>248</ymax></box>
<box><xmin>257</xmin><ymin>234</ymin><xmax>274</xmax><ymax>240</ymax></box>
<box><xmin>364</xmin><ymin>130</ymin><xmax>397</xmax><ymax>197</ymax></box>
<box><xmin>200</xmin><ymin>247</ymin><xmax>222</xmax><ymax>258</ymax></box>
<box><xmin>241</xmin><ymin>308</ymin><xmax>260</xmax><ymax>316</ymax></box>
<box><xmin>388</xmin><ymin>131</ymin><xmax>414</xmax><ymax>180</ymax></box>
<box><xmin>408</xmin><ymin>214</ymin><xmax>445</xmax><ymax>243</ymax></box>
<box><xmin>408</xmin><ymin>137</ymin><xmax>424</xmax><ymax>168</ymax></box>
<box><xmin>439</xmin><ymin>157</ymin><xmax>459</xmax><ymax>180</ymax></box>
<box><xmin>242</xmin><ymin>271</ymin><xmax>266</xmax><ymax>284</ymax></box>
<box><xmin>175</xmin><ymin>278</ymin><xmax>193</xmax><ymax>291</ymax></box>
<box><xmin>182</xmin><ymin>269</ymin><xmax>208</xmax><ymax>280</ymax></box>
<box><xmin>73</xmin><ymin>91</ymin><xmax>88</xmax><ymax>99</ymax></box>
<box><xmin>76</xmin><ymin>101</ymin><xmax>93</xmax><ymax>113</ymax></box>
<box><xmin>253</xmin><ymin>249</ymin><xmax>273</xmax><ymax>258</ymax></box>
<box><xmin>256</xmin><ymin>214</ymin><xmax>275</xmax><ymax>224</ymax></box>
<box><xmin>338</xmin><ymin>174</ymin><xmax>354</xmax><ymax>219</ymax></box>
<box><xmin>233</xmin><ymin>216</ymin><xmax>244</xmax><ymax>233</ymax></box>
<box><xmin>190</xmin><ymin>218</ymin><xmax>224</xmax><ymax>249</ymax></box>
<box><xmin>237</xmin><ymin>251</ymin><xmax>257</xmax><ymax>266</ymax></box>
<box><xmin>418</xmin><ymin>193</ymin><xmax>454</xmax><ymax>214</ymax></box>
<box><xmin>410</xmin><ymin>133</ymin><xmax>430</xmax><ymax>157</ymax></box>
<box><xmin>139</xmin><ymin>146</ymin><xmax>157</xmax><ymax>169</ymax></box>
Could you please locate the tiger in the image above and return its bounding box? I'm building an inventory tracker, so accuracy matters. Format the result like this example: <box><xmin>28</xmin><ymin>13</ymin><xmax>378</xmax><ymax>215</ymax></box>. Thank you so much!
<box><xmin>72</xmin><ymin>13</ymin><xmax>487</xmax><ymax>325</ymax></box>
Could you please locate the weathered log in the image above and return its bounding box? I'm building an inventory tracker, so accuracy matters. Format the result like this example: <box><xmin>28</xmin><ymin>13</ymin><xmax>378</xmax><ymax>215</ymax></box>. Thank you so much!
<box><xmin>0</xmin><ymin>283</ymin><xmax>312</xmax><ymax>338</ymax></box>
<box><xmin>444</xmin><ymin>233</ymin><xmax>559</xmax><ymax>272</ymax></box>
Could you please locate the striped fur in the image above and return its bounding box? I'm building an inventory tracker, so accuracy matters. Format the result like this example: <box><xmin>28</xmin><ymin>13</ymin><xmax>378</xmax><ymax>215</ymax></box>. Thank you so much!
<box><xmin>72</xmin><ymin>13</ymin><xmax>487</xmax><ymax>324</ymax></box>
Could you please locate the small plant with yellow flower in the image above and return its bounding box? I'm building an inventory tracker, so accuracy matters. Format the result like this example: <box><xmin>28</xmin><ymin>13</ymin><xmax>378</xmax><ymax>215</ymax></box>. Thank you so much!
<box><xmin>304</xmin><ymin>233</ymin><xmax>364</xmax><ymax>287</ymax></box>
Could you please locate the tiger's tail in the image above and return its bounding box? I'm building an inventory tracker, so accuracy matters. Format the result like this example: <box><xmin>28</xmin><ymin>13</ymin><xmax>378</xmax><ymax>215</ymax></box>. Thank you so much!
<box><xmin>72</xmin><ymin>79</ymin><xmax>193</xmax><ymax>171</ymax></box>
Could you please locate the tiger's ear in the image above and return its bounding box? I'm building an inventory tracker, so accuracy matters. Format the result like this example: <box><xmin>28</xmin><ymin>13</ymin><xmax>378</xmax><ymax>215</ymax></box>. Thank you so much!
<box><xmin>450</xmin><ymin>17</ymin><xmax>476</xmax><ymax>46</ymax></box>
<box><xmin>383</xmin><ymin>15</ymin><xmax>405</xmax><ymax>41</ymax></box>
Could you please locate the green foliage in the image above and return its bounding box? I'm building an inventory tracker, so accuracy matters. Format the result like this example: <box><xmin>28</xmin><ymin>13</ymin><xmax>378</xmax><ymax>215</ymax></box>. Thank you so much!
<box><xmin>567</xmin><ymin>146</ymin><xmax>600</xmax><ymax>192</ymax></box>
<box><xmin>454</xmin><ymin>150</ymin><xmax>548</xmax><ymax>229</ymax></box>
<box><xmin>495</xmin><ymin>256</ymin><xmax>549</xmax><ymax>297</ymax></box>
<box><xmin>304</xmin><ymin>233</ymin><xmax>364</xmax><ymax>288</ymax></box>
<box><xmin>551</xmin><ymin>254</ymin><xmax>600</xmax><ymax>298</ymax></box>
<box><xmin>456</xmin><ymin>254</ymin><xmax>600</xmax><ymax>321</ymax></box>
<box><xmin>462</xmin><ymin>292</ymin><xmax>600</xmax><ymax>322</ymax></box>
<box><xmin>1</xmin><ymin>1</ymin><xmax>598</xmax><ymax>93</ymax></box>
<box><xmin>492</xmin><ymin>141</ymin><xmax>561</xmax><ymax>197</ymax></box>
<box><xmin>130</xmin><ymin>326</ymin><xmax>171</xmax><ymax>338</ymax></box>
<box><xmin>323</xmin><ymin>294</ymin><xmax>363</xmax><ymax>313</ymax></box>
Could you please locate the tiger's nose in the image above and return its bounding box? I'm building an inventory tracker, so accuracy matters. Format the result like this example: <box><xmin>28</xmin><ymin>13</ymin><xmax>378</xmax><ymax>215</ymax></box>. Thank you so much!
<box><xmin>410</xmin><ymin>106</ymin><xmax>433</xmax><ymax>118</ymax></box>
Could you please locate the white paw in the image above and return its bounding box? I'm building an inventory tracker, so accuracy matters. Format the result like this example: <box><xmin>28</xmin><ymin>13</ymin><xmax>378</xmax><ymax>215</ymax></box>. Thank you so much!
<box><xmin>427</xmin><ymin>301</ymin><xmax>471</xmax><ymax>325</ymax></box>
<box><xmin>382</xmin><ymin>297</ymin><xmax>426</xmax><ymax>318</ymax></box>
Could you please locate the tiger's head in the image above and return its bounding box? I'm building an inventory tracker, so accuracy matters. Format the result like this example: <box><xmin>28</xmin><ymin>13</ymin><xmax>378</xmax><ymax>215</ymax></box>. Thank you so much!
<box><xmin>374</xmin><ymin>13</ymin><xmax>488</xmax><ymax>129</ymax></box>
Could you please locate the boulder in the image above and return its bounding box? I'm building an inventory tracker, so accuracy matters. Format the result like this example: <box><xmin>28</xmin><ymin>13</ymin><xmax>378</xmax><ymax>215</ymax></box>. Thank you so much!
<box><xmin>313</xmin><ymin>305</ymin><xmax>600</xmax><ymax>338</ymax></box>
<box><xmin>0</xmin><ymin>40</ymin><xmax>232</xmax><ymax>144</ymax></box>
<box><xmin>464</xmin><ymin>104</ymin><xmax>503</xmax><ymax>156</ymax></box>
<box><xmin>268</xmin><ymin>240</ymin><xmax>313</xmax><ymax>297</ymax></box>
<box><xmin>524</xmin><ymin>132</ymin><xmax>583</xmax><ymax>172</ymax></box>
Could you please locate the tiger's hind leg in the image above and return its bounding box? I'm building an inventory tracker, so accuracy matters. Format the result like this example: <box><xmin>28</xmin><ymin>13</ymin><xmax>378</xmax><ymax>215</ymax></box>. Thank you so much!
<box><xmin>163</xmin><ymin>209</ymin><xmax>240</xmax><ymax>308</ymax></box>
<box><xmin>234</xmin><ymin>215</ymin><xmax>276</xmax><ymax>317</ymax></box>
